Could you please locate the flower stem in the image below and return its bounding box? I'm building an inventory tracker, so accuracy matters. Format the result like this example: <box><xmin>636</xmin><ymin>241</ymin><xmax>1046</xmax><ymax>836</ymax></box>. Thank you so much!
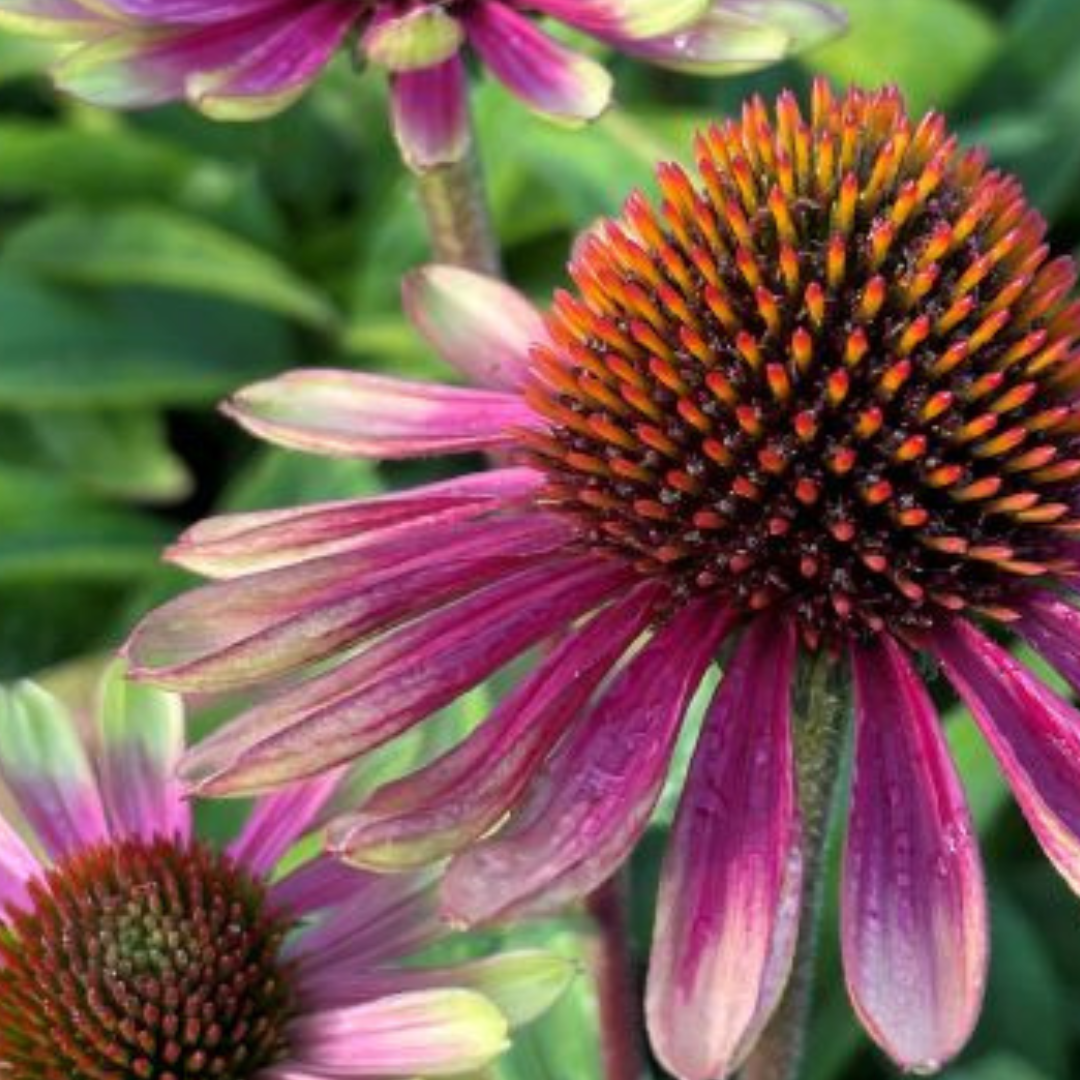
<box><xmin>587</xmin><ymin>872</ymin><xmax>645</xmax><ymax>1080</ymax></box>
<box><xmin>414</xmin><ymin>135</ymin><xmax>501</xmax><ymax>276</ymax></box>
<box><xmin>740</xmin><ymin>649</ymin><xmax>850</xmax><ymax>1080</ymax></box>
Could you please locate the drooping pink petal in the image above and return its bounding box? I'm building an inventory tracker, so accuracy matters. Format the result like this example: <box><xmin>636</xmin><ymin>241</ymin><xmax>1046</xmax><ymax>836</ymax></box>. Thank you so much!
<box><xmin>270</xmin><ymin>855</ymin><xmax>367</xmax><ymax>917</ymax></box>
<box><xmin>0</xmin><ymin>0</ymin><xmax>103</xmax><ymax>39</ymax></box>
<box><xmin>330</xmin><ymin>582</ymin><xmax>666</xmax><ymax>870</ymax></box>
<box><xmin>612</xmin><ymin>0</ymin><xmax>845</xmax><ymax>73</ymax></box>
<box><xmin>95</xmin><ymin>664</ymin><xmax>191</xmax><ymax>843</ymax></box>
<box><xmin>528</xmin><ymin>0</ymin><xmax>708</xmax><ymax>38</ymax></box>
<box><xmin>224</xmin><ymin>369</ymin><xmax>536</xmax><ymax>459</ymax></box>
<box><xmin>390</xmin><ymin>54</ymin><xmax>469</xmax><ymax>171</ymax></box>
<box><xmin>464</xmin><ymin>3</ymin><xmax>612</xmax><ymax>123</ymax></box>
<box><xmin>646</xmin><ymin>615</ymin><xmax>801</xmax><ymax>1080</ymax></box>
<box><xmin>0</xmin><ymin>683</ymin><xmax>109</xmax><ymax>861</ymax></box>
<box><xmin>0</xmin><ymin>814</ymin><xmax>39</xmax><ymax>914</ymax></box>
<box><xmin>56</xmin><ymin>1</ymin><xmax>356</xmax><ymax>117</ymax></box>
<box><xmin>285</xmin><ymin>990</ymin><xmax>509</xmax><ymax>1077</ymax></box>
<box><xmin>931</xmin><ymin>617</ymin><xmax>1080</xmax><ymax>896</ymax></box>
<box><xmin>845</xmin><ymin>636</ymin><xmax>987</xmax><ymax>1072</ymax></box>
<box><xmin>229</xmin><ymin>769</ymin><xmax>343</xmax><ymax>877</ymax></box>
<box><xmin>443</xmin><ymin>597</ymin><xmax>734</xmax><ymax>925</ymax></box>
<box><xmin>86</xmin><ymin>0</ymin><xmax>289</xmax><ymax>26</ymax></box>
<box><xmin>180</xmin><ymin>555</ymin><xmax>634</xmax><ymax>796</ymax></box>
<box><xmin>1013</xmin><ymin>589</ymin><xmax>1080</xmax><ymax>697</ymax></box>
<box><xmin>125</xmin><ymin>513</ymin><xmax>570</xmax><ymax>692</ymax></box>
<box><xmin>287</xmin><ymin>869</ymin><xmax>439</xmax><ymax>970</ymax></box>
<box><xmin>402</xmin><ymin>265</ymin><xmax>547</xmax><ymax>391</ymax></box>
<box><xmin>168</xmin><ymin>467</ymin><xmax>542</xmax><ymax>578</ymax></box>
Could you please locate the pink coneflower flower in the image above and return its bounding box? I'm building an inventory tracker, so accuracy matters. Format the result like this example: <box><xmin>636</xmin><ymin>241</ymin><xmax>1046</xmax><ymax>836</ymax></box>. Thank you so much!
<box><xmin>0</xmin><ymin>0</ymin><xmax>843</xmax><ymax>167</ymax></box>
<box><xmin>0</xmin><ymin>666</ymin><xmax>571</xmax><ymax>1079</ymax></box>
<box><xmin>126</xmin><ymin>82</ymin><xmax>1080</xmax><ymax>1077</ymax></box>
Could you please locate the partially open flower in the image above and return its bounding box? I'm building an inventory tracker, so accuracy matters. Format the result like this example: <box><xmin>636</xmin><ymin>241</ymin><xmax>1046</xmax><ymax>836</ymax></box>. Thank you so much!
<box><xmin>0</xmin><ymin>665</ymin><xmax>572</xmax><ymax>1079</ymax></box>
<box><xmin>0</xmin><ymin>0</ymin><xmax>844</xmax><ymax>168</ymax></box>
<box><xmin>126</xmin><ymin>83</ymin><xmax>1080</xmax><ymax>1076</ymax></box>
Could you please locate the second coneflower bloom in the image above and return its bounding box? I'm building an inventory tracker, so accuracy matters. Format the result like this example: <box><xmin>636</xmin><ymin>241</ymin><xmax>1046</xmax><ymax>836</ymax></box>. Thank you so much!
<box><xmin>0</xmin><ymin>0</ymin><xmax>843</xmax><ymax>168</ymax></box>
<box><xmin>128</xmin><ymin>82</ymin><xmax>1080</xmax><ymax>1078</ymax></box>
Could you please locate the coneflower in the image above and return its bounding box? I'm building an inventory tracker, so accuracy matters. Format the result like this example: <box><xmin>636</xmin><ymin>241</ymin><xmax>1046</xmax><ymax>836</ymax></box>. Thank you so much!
<box><xmin>127</xmin><ymin>82</ymin><xmax>1080</xmax><ymax>1077</ymax></box>
<box><xmin>0</xmin><ymin>667</ymin><xmax>571</xmax><ymax>1079</ymax></box>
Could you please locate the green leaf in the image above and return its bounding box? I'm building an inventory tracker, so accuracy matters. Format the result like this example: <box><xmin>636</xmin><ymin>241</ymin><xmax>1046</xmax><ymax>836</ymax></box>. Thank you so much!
<box><xmin>944</xmin><ymin>1054</ymin><xmax>1051</xmax><ymax>1080</ymax></box>
<box><xmin>0</xmin><ymin>31</ymin><xmax>54</xmax><ymax>82</ymax></box>
<box><xmin>810</xmin><ymin>0</ymin><xmax>1001</xmax><ymax>113</ymax></box>
<box><xmin>0</xmin><ymin>463</ymin><xmax>170</xmax><ymax>584</ymax></box>
<box><xmin>25</xmin><ymin>409</ymin><xmax>191</xmax><ymax>503</ymax></box>
<box><xmin>2</xmin><ymin>206</ymin><xmax>338</xmax><ymax>329</ymax></box>
<box><xmin>0</xmin><ymin>273</ymin><xmax>289</xmax><ymax>408</ymax></box>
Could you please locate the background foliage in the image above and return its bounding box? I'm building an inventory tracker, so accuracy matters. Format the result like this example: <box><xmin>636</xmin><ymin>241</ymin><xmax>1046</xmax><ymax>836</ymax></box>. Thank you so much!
<box><xmin>2</xmin><ymin>0</ymin><xmax>1080</xmax><ymax>1077</ymax></box>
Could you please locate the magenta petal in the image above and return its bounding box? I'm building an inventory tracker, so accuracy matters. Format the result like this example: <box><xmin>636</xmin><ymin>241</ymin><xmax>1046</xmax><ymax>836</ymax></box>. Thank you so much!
<box><xmin>0</xmin><ymin>815</ymin><xmax>39</xmax><ymax>914</ymax></box>
<box><xmin>330</xmin><ymin>581</ymin><xmax>666</xmax><ymax>869</ymax></box>
<box><xmin>845</xmin><ymin>636</ymin><xmax>987</xmax><ymax>1072</ymax></box>
<box><xmin>390</xmin><ymin>55</ymin><xmax>469</xmax><ymax>171</ymax></box>
<box><xmin>229</xmin><ymin>769</ymin><xmax>343</xmax><ymax>877</ymax></box>
<box><xmin>181</xmin><ymin>556</ymin><xmax>634</xmax><ymax>796</ymax></box>
<box><xmin>443</xmin><ymin>597</ymin><xmax>734</xmax><ymax>925</ymax></box>
<box><xmin>270</xmin><ymin>856</ymin><xmax>366</xmax><ymax>917</ymax></box>
<box><xmin>646</xmin><ymin>616</ymin><xmax>801</xmax><ymax>1080</ymax></box>
<box><xmin>931</xmin><ymin>617</ymin><xmax>1080</xmax><ymax>895</ymax></box>
<box><xmin>126</xmin><ymin>514</ymin><xmax>569</xmax><ymax>692</ymax></box>
<box><xmin>402</xmin><ymin>265</ymin><xmax>546</xmax><ymax>391</ymax></box>
<box><xmin>169</xmin><ymin>467</ymin><xmax>542</xmax><ymax>578</ymax></box>
<box><xmin>1014</xmin><ymin>589</ymin><xmax>1080</xmax><ymax>697</ymax></box>
<box><xmin>224</xmin><ymin>369</ymin><xmax>535</xmax><ymax>459</ymax></box>
<box><xmin>464</xmin><ymin>3</ymin><xmax>612</xmax><ymax>122</ymax></box>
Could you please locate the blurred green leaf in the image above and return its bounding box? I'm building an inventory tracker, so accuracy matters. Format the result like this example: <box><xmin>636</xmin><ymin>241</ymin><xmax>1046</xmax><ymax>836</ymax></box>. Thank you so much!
<box><xmin>25</xmin><ymin>409</ymin><xmax>191</xmax><ymax>503</ymax></box>
<box><xmin>812</xmin><ymin>0</ymin><xmax>1001</xmax><ymax>112</ymax></box>
<box><xmin>944</xmin><ymin>1055</ymin><xmax>1051</xmax><ymax>1080</ymax></box>
<box><xmin>0</xmin><ymin>273</ymin><xmax>288</xmax><ymax>408</ymax></box>
<box><xmin>0</xmin><ymin>31</ymin><xmax>54</xmax><ymax>82</ymax></box>
<box><xmin>2</xmin><ymin>206</ymin><xmax>338</xmax><ymax>329</ymax></box>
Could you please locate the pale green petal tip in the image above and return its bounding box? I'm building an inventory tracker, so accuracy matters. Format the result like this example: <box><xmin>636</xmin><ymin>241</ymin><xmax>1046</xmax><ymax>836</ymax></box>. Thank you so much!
<box><xmin>457</xmin><ymin>951</ymin><xmax>579</xmax><ymax>1029</ymax></box>
<box><xmin>0</xmin><ymin>680</ymin><xmax>89</xmax><ymax>780</ymax></box>
<box><xmin>413</xmin><ymin>989</ymin><xmax>512</xmax><ymax>1071</ymax></box>
<box><xmin>98</xmin><ymin>659</ymin><xmax>185</xmax><ymax>759</ymax></box>
<box><xmin>366</xmin><ymin>6</ymin><xmax>464</xmax><ymax>73</ymax></box>
<box><xmin>619</xmin><ymin>0</ymin><xmax>710</xmax><ymax>39</ymax></box>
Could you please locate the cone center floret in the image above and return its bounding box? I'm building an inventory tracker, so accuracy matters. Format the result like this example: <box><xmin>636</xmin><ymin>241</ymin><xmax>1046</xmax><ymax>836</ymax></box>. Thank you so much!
<box><xmin>0</xmin><ymin>837</ymin><xmax>295</xmax><ymax>1080</ymax></box>
<box><xmin>524</xmin><ymin>82</ymin><xmax>1080</xmax><ymax>645</ymax></box>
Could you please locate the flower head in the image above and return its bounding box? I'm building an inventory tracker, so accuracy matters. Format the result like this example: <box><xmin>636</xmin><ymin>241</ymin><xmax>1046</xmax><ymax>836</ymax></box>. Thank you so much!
<box><xmin>0</xmin><ymin>0</ymin><xmax>844</xmax><ymax>168</ymax></box>
<box><xmin>126</xmin><ymin>82</ymin><xmax>1080</xmax><ymax>1077</ymax></box>
<box><xmin>0</xmin><ymin>665</ymin><xmax>571</xmax><ymax>1079</ymax></box>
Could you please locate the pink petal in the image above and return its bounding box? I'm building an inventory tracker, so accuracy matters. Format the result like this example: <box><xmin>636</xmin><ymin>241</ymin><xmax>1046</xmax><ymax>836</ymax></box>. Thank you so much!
<box><xmin>646</xmin><ymin>615</ymin><xmax>802</xmax><ymax>1080</ymax></box>
<box><xmin>229</xmin><ymin>768</ymin><xmax>343</xmax><ymax>877</ymax></box>
<box><xmin>403</xmin><ymin>265</ymin><xmax>547</xmax><ymax>391</ymax></box>
<box><xmin>125</xmin><ymin>513</ymin><xmax>569</xmax><ymax>692</ymax></box>
<box><xmin>443</xmin><ymin>597</ymin><xmax>734</xmax><ymax>925</ymax></box>
<box><xmin>95</xmin><ymin>665</ymin><xmax>191</xmax><ymax>843</ymax></box>
<box><xmin>270</xmin><ymin>855</ymin><xmax>367</xmax><ymax>917</ymax></box>
<box><xmin>0</xmin><ymin>682</ymin><xmax>110</xmax><ymax>862</ymax></box>
<box><xmin>329</xmin><ymin>582</ymin><xmax>666</xmax><ymax>870</ymax></box>
<box><xmin>168</xmin><ymin>466</ymin><xmax>542</xmax><ymax>578</ymax></box>
<box><xmin>180</xmin><ymin>556</ymin><xmax>634</xmax><ymax>796</ymax></box>
<box><xmin>224</xmin><ymin>369</ymin><xmax>535</xmax><ymax>459</ymax></box>
<box><xmin>286</xmin><ymin>990</ymin><xmax>509</xmax><ymax>1077</ymax></box>
<box><xmin>845</xmin><ymin>636</ymin><xmax>987</xmax><ymax>1072</ymax></box>
<box><xmin>390</xmin><ymin>55</ymin><xmax>469</xmax><ymax>171</ymax></box>
<box><xmin>464</xmin><ymin>3</ymin><xmax>612</xmax><ymax>123</ymax></box>
<box><xmin>1014</xmin><ymin>589</ymin><xmax>1080</xmax><ymax>697</ymax></box>
<box><xmin>0</xmin><ymin>814</ymin><xmax>39</xmax><ymax>914</ymax></box>
<box><xmin>931</xmin><ymin>617</ymin><xmax>1080</xmax><ymax>896</ymax></box>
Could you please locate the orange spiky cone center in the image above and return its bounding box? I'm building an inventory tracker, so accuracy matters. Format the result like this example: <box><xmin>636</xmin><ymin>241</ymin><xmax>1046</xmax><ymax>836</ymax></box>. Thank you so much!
<box><xmin>0</xmin><ymin>838</ymin><xmax>294</xmax><ymax>1080</ymax></box>
<box><xmin>523</xmin><ymin>82</ymin><xmax>1080</xmax><ymax>644</ymax></box>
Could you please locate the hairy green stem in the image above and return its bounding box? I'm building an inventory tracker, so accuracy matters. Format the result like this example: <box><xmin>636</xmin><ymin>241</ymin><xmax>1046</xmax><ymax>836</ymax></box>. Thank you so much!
<box><xmin>740</xmin><ymin>650</ymin><xmax>850</xmax><ymax>1080</ymax></box>
<box><xmin>587</xmin><ymin>873</ymin><xmax>645</xmax><ymax>1080</ymax></box>
<box><xmin>414</xmin><ymin>136</ymin><xmax>501</xmax><ymax>276</ymax></box>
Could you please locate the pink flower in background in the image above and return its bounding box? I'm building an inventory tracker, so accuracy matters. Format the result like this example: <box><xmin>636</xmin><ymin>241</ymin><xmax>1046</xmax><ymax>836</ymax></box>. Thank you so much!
<box><xmin>125</xmin><ymin>82</ymin><xmax>1080</xmax><ymax>1077</ymax></box>
<box><xmin>0</xmin><ymin>666</ymin><xmax>570</xmax><ymax>1079</ymax></box>
<box><xmin>0</xmin><ymin>0</ymin><xmax>844</xmax><ymax>167</ymax></box>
